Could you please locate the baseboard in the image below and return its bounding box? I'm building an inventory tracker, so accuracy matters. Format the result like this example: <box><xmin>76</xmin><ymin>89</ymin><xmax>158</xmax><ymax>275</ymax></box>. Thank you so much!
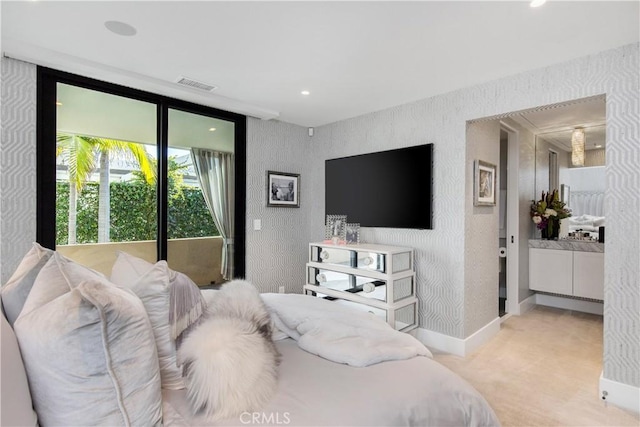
<box><xmin>599</xmin><ymin>372</ymin><xmax>640</xmax><ymax>414</ymax></box>
<box><xmin>415</xmin><ymin>317</ymin><xmax>500</xmax><ymax>357</ymax></box>
<box><xmin>518</xmin><ymin>294</ymin><xmax>537</xmax><ymax>315</ymax></box>
<box><xmin>535</xmin><ymin>293</ymin><xmax>603</xmax><ymax>315</ymax></box>
<box><xmin>414</xmin><ymin>328</ymin><xmax>465</xmax><ymax>356</ymax></box>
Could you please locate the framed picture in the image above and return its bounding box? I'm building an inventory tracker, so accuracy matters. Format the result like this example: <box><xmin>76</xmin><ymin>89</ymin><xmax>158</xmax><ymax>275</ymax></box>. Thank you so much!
<box><xmin>325</xmin><ymin>215</ymin><xmax>347</xmax><ymax>241</ymax></box>
<box><xmin>345</xmin><ymin>223</ymin><xmax>360</xmax><ymax>244</ymax></box>
<box><xmin>474</xmin><ymin>160</ymin><xmax>497</xmax><ymax>206</ymax></box>
<box><xmin>266</xmin><ymin>171</ymin><xmax>300</xmax><ymax>207</ymax></box>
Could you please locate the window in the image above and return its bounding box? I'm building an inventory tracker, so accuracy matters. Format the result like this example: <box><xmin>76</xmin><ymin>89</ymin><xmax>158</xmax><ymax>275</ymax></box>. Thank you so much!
<box><xmin>37</xmin><ymin>67</ymin><xmax>246</xmax><ymax>280</ymax></box>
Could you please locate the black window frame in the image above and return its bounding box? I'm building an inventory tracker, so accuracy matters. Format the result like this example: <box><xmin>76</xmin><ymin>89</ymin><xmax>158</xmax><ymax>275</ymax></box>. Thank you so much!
<box><xmin>36</xmin><ymin>66</ymin><xmax>246</xmax><ymax>277</ymax></box>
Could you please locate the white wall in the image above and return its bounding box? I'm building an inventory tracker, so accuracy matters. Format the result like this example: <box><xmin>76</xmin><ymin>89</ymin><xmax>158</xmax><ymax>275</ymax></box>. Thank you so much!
<box><xmin>563</xmin><ymin>166</ymin><xmax>606</xmax><ymax>192</ymax></box>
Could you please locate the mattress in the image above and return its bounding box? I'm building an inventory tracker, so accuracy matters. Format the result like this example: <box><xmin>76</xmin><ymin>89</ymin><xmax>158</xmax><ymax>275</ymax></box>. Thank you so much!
<box><xmin>162</xmin><ymin>338</ymin><xmax>500</xmax><ymax>426</ymax></box>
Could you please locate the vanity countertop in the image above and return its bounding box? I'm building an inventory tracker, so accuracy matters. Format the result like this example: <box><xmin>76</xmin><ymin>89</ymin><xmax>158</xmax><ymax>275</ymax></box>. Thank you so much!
<box><xmin>528</xmin><ymin>239</ymin><xmax>604</xmax><ymax>253</ymax></box>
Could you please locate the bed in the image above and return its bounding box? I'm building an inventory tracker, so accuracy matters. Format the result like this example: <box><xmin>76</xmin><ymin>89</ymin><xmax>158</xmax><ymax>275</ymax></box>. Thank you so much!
<box><xmin>160</xmin><ymin>290</ymin><xmax>500</xmax><ymax>426</ymax></box>
<box><xmin>163</xmin><ymin>338</ymin><xmax>499</xmax><ymax>426</ymax></box>
<box><xmin>1</xmin><ymin>246</ymin><xmax>500</xmax><ymax>427</ymax></box>
<box><xmin>566</xmin><ymin>191</ymin><xmax>605</xmax><ymax>238</ymax></box>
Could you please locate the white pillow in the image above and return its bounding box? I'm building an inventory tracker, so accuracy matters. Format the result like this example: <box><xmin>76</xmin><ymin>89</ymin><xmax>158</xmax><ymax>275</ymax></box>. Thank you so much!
<box><xmin>127</xmin><ymin>259</ymin><xmax>185</xmax><ymax>389</ymax></box>
<box><xmin>1</xmin><ymin>242</ymin><xmax>54</xmax><ymax>326</ymax></box>
<box><xmin>14</xmin><ymin>280</ymin><xmax>163</xmax><ymax>426</ymax></box>
<box><xmin>111</xmin><ymin>251</ymin><xmax>187</xmax><ymax>389</ymax></box>
<box><xmin>20</xmin><ymin>251</ymin><xmax>111</xmax><ymax>318</ymax></box>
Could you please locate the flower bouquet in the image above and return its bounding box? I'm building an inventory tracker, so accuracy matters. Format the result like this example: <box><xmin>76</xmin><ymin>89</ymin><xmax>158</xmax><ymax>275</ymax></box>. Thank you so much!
<box><xmin>530</xmin><ymin>190</ymin><xmax>571</xmax><ymax>239</ymax></box>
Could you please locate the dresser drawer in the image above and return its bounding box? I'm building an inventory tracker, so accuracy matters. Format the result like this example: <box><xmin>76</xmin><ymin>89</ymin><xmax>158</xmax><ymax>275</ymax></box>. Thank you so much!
<box><xmin>307</xmin><ymin>266</ymin><xmax>387</xmax><ymax>301</ymax></box>
<box><xmin>310</xmin><ymin>245</ymin><xmax>387</xmax><ymax>273</ymax></box>
<box><xmin>303</xmin><ymin>288</ymin><xmax>417</xmax><ymax>332</ymax></box>
<box><xmin>307</xmin><ymin>266</ymin><xmax>415</xmax><ymax>304</ymax></box>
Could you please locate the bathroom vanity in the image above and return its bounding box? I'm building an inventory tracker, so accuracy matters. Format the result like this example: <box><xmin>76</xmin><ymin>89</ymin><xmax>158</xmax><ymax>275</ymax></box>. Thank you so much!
<box><xmin>529</xmin><ymin>239</ymin><xmax>604</xmax><ymax>300</ymax></box>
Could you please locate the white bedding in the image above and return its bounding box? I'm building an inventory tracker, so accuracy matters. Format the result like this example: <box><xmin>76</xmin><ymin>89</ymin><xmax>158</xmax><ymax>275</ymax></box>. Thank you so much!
<box><xmin>262</xmin><ymin>293</ymin><xmax>430</xmax><ymax>367</ymax></box>
<box><xmin>163</xmin><ymin>338</ymin><xmax>500</xmax><ymax>427</ymax></box>
<box><xmin>182</xmin><ymin>290</ymin><xmax>500</xmax><ymax>426</ymax></box>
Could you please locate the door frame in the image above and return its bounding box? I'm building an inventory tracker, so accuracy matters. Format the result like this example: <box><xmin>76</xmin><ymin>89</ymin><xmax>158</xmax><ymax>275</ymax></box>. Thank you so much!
<box><xmin>500</xmin><ymin>121</ymin><xmax>520</xmax><ymax>315</ymax></box>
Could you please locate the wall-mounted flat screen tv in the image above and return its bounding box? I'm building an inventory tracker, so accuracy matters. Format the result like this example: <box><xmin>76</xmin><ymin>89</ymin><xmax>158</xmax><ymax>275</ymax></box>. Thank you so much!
<box><xmin>325</xmin><ymin>144</ymin><xmax>433</xmax><ymax>229</ymax></box>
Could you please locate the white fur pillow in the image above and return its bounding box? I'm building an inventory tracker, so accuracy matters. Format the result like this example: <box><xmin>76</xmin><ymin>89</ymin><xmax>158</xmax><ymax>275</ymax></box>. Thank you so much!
<box><xmin>178</xmin><ymin>280</ymin><xmax>280</xmax><ymax>421</ymax></box>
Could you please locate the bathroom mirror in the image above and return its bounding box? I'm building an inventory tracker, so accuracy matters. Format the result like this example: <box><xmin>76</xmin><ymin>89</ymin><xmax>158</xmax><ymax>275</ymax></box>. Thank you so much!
<box><xmin>512</xmin><ymin>96</ymin><xmax>606</xmax><ymax>237</ymax></box>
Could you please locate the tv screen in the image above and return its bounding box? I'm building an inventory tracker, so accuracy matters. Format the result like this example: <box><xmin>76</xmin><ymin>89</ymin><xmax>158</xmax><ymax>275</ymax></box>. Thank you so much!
<box><xmin>325</xmin><ymin>144</ymin><xmax>433</xmax><ymax>229</ymax></box>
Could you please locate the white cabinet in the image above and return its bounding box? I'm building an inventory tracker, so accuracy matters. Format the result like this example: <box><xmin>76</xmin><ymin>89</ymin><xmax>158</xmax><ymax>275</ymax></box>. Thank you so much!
<box><xmin>573</xmin><ymin>251</ymin><xmax>605</xmax><ymax>300</ymax></box>
<box><xmin>529</xmin><ymin>248</ymin><xmax>604</xmax><ymax>300</ymax></box>
<box><xmin>303</xmin><ymin>242</ymin><xmax>417</xmax><ymax>332</ymax></box>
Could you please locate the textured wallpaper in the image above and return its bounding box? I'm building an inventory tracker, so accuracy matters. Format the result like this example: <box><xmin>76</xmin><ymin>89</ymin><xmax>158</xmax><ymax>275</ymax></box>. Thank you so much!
<box><xmin>294</xmin><ymin>44</ymin><xmax>639</xmax><ymax>386</ymax></box>
<box><xmin>0</xmin><ymin>58</ymin><xmax>37</xmax><ymax>284</ymax></box>
<box><xmin>1</xmin><ymin>43</ymin><xmax>638</xmax><ymax>388</ymax></box>
<box><xmin>244</xmin><ymin>119</ymin><xmax>312</xmax><ymax>293</ymax></box>
<box><xmin>464</xmin><ymin>120</ymin><xmax>500</xmax><ymax>336</ymax></box>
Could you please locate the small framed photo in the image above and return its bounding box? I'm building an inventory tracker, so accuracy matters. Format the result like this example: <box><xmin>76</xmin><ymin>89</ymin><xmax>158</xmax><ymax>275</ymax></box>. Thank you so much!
<box><xmin>267</xmin><ymin>171</ymin><xmax>300</xmax><ymax>207</ymax></box>
<box><xmin>345</xmin><ymin>223</ymin><xmax>360</xmax><ymax>244</ymax></box>
<box><xmin>474</xmin><ymin>160</ymin><xmax>497</xmax><ymax>206</ymax></box>
<box><xmin>325</xmin><ymin>215</ymin><xmax>347</xmax><ymax>241</ymax></box>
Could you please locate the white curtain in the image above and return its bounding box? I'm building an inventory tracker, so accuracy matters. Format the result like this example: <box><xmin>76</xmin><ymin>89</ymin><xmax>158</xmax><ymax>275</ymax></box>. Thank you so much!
<box><xmin>191</xmin><ymin>149</ymin><xmax>235</xmax><ymax>280</ymax></box>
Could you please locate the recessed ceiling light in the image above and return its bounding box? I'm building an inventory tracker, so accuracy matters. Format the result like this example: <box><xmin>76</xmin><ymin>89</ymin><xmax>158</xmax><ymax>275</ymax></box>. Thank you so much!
<box><xmin>56</xmin><ymin>101</ymin><xmax>62</xmax><ymax>106</ymax></box>
<box><xmin>301</xmin><ymin>90</ymin><xmax>310</xmax><ymax>96</ymax></box>
<box><xmin>530</xmin><ymin>0</ymin><xmax>547</xmax><ymax>7</ymax></box>
<box><xmin>209</xmin><ymin>127</ymin><xmax>216</xmax><ymax>132</ymax></box>
<box><xmin>595</xmin><ymin>144</ymin><xmax>602</xmax><ymax>148</ymax></box>
<box><xmin>104</xmin><ymin>20</ymin><xmax>137</xmax><ymax>37</ymax></box>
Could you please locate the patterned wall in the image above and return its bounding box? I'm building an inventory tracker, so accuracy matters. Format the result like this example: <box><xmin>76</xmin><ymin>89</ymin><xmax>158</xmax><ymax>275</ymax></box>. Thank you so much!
<box><xmin>464</xmin><ymin>120</ymin><xmax>500</xmax><ymax>335</ymax></box>
<box><xmin>601</xmin><ymin>45</ymin><xmax>640</xmax><ymax>388</ymax></box>
<box><xmin>244</xmin><ymin>118</ymin><xmax>312</xmax><ymax>293</ymax></box>
<box><xmin>0</xmin><ymin>58</ymin><xmax>37</xmax><ymax>284</ymax></box>
<box><xmin>290</xmin><ymin>44</ymin><xmax>639</xmax><ymax>386</ymax></box>
<box><xmin>2</xmin><ymin>43</ymin><xmax>638</xmax><ymax>387</ymax></box>
<box><xmin>306</xmin><ymin>103</ymin><xmax>468</xmax><ymax>338</ymax></box>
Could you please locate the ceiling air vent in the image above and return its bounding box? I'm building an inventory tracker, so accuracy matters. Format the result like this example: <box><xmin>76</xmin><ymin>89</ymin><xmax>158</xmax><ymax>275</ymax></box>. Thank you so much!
<box><xmin>175</xmin><ymin>76</ymin><xmax>217</xmax><ymax>92</ymax></box>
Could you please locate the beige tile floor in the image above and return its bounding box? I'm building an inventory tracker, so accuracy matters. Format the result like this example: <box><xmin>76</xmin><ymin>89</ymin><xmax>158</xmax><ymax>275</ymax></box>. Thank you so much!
<box><xmin>433</xmin><ymin>306</ymin><xmax>640</xmax><ymax>426</ymax></box>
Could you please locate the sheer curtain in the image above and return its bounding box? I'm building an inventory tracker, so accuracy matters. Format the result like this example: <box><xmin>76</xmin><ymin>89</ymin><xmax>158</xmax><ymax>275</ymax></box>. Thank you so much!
<box><xmin>191</xmin><ymin>148</ymin><xmax>235</xmax><ymax>280</ymax></box>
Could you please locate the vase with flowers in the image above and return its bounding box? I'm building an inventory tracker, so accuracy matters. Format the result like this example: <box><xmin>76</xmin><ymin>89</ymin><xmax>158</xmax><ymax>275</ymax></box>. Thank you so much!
<box><xmin>530</xmin><ymin>190</ymin><xmax>572</xmax><ymax>240</ymax></box>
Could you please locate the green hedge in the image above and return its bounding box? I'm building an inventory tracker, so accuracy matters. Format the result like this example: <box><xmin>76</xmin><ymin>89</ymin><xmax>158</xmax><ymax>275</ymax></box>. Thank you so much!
<box><xmin>56</xmin><ymin>181</ymin><xmax>218</xmax><ymax>245</ymax></box>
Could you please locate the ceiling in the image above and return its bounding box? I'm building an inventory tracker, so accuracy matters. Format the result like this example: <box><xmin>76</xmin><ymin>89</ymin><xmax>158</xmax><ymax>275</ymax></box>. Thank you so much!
<box><xmin>2</xmin><ymin>1</ymin><xmax>638</xmax><ymax>128</ymax></box>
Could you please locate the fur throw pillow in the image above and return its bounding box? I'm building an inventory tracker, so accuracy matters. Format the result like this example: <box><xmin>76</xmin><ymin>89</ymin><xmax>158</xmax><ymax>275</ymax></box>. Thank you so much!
<box><xmin>178</xmin><ymin>280</ymin><xmax>280</xmax><ymax>421</ymax></box>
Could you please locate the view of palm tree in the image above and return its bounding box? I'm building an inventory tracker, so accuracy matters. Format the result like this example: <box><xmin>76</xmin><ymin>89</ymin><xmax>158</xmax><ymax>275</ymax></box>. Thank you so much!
<box><xmin>56</xmin><ymin>132</ymin><xmax>154</xmax><ymax>244</ymax></box>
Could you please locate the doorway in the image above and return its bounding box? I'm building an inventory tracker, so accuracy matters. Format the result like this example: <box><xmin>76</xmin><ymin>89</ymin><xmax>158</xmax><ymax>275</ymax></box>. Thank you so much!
<box><xmin>499</xmin><ymin>122</ymin><xmax>520</xmax><ymax>318</ymax></box>
<box><xmin>498</xmin><ymin>129</ymin><xmax>508</xmax><ymax>317</ymax></box>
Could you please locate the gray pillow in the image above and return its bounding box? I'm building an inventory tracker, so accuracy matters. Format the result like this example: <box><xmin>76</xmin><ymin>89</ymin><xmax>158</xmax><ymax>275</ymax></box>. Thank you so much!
<box><xmin>14</xmin><ymin>280</ymin><xmax>163</xmax><ymax>426</ymax></box>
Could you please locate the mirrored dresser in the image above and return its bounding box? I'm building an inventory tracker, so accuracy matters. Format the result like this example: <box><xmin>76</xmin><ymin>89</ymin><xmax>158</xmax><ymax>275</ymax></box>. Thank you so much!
<box><xmin>304</xmin><ymin>242</ymin><xmax>418</xmax><ymax>332</ymax></box>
